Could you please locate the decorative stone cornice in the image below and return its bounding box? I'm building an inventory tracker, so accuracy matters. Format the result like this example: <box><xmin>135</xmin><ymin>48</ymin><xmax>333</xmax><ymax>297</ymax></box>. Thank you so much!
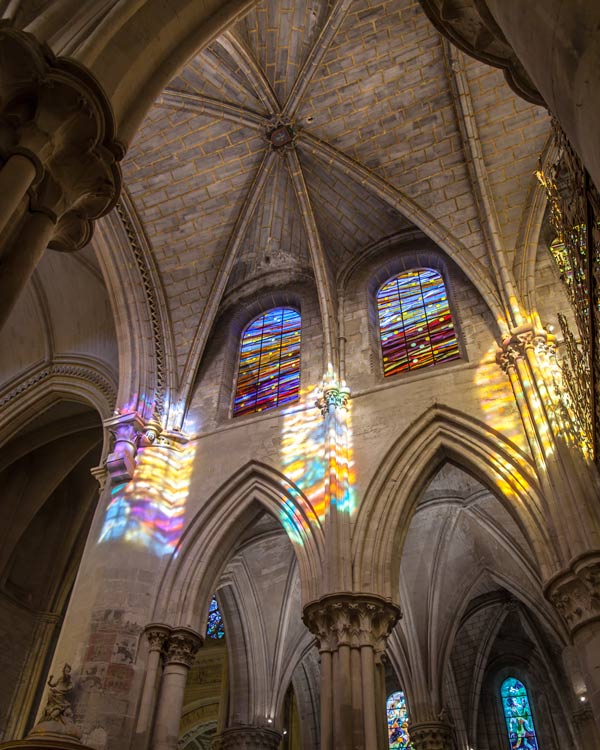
<box><xmin>216</xmin><ymin>726</ymin><xmax>282</xmax><ymax>750</ymax></box>
<box><xmin>545</xmin><ymin>554</ymin><xmax>600</xmax><ymax>636</ymax></box>
<box><xmin>408</xmin><ymin>720</ymin><xmax>454</xmax><ymax>750</ymax></box>
<box><xmin>303</xmin><ymin>593</ymin><xmax>401</xmax><ymax>653</ymax></box>
<box><xmin>0</xmin><ymin>27</ymin><xmax>123</xmax><ymax>251</ymax></box>
<box><xmin>417</xmin><ymin>0</ymin><xmax>543</xmax><ymax>106</ymax></box>
<box><xmin>164</xmin><ymin>627</ymin><xmax>203</xmax><ymax>668</ymax></box>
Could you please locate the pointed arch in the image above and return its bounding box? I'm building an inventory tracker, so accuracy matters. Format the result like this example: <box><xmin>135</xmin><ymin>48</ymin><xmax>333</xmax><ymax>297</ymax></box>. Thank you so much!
<box><xmin>153</xmin><ymin>461</ymin><xmax>325</xmax><ymax>627</ymax></box>
<box><xmin>353</xmin><ymin>405</ymin><xmax>557</xmax><ymax>597</ymax></box>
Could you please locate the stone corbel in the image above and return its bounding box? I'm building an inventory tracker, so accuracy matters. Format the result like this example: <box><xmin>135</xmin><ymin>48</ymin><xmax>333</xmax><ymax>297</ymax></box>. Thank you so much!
<box><xmin>104</xmin><ymin>411</ymin><xmax>145</xmax><ymax>484</ymax></box>
<box><xmin>545</xmin><ymin>553</ymin><xmax>600</xmax><ymax>635</ymax></box>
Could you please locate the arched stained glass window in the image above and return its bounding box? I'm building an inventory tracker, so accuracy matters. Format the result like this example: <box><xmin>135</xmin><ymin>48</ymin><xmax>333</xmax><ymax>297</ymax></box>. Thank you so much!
<box><xmin>376</xmin><ymin>268</ymin><xmax>460</xmax><ymax>376</ymax></box>
<box><xmin>501</xmin><ymin>677</ymin><xmax>540</xmax><ymax>750</ymax></box>
<box><xmin>387</xmin><ymin>691</ymin><xmax>412</xmax><ymax>749</ymax></box>
<box><xmin>206</xmin><ymin>595</ymin><xmax>225</xmax><ymax>639</ymax></box>
<box><xmin>233</xmin><ymin>307</ymin><xmax>301</xmax><ymax>416</ymax></box>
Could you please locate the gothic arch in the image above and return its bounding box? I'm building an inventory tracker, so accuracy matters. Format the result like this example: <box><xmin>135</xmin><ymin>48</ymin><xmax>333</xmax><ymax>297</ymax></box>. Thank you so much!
<box><xmin>353</xmin><ymin>405</ymin><xmax>557</xmax><ymax>598</ymax></box>
<box><xmin>153</xmin><ymin>461</ymin><xmax>325</xmax><ymax>627</ymax></box>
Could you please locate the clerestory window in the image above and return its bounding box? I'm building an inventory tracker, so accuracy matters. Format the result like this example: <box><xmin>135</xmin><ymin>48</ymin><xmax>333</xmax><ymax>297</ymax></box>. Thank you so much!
<box><xmin>376</xmin><ymin>268</ymin><xmax>459</xmax><ymax>376</ymax></box>
<box><xmin>233</xmin><ymin>307</ymin><xmax>301</xmax><ymax>416</ymax></box>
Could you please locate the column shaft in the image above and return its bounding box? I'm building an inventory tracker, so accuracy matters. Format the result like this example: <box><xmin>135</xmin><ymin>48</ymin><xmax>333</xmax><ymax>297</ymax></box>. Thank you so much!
<box><xmin>0</xmin><ymin>210</ymin><xmax>54</xmax><ymax>327</ymax></box>
<box><xmin>360</xmin><ymin>645</ymin><xmax>378</xmax><ymax>750</ymax></box>
<box><xmin>0</xmin><ymin>154</ymin><xmax>37</xmax><ymax>235</ymax></box>
<box><xmin>320</xmin><ymin>650</ymin><xmax>333</xmax><ymax>750</ymax></box>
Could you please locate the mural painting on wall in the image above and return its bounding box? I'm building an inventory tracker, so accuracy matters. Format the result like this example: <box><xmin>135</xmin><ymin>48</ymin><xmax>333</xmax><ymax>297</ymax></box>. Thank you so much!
<box><xmin>81</xmin><ymin>609</ymin><xmax>140</xmax><ymax>695</ymax></box>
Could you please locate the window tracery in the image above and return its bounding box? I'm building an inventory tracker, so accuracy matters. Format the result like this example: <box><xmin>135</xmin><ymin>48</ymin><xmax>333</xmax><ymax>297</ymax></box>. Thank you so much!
<box><xmin>376</xmin><ymin>268</ymin><xmax>459</xmax><ymax>376</ymax></box>
<box><xmin>233</xmin><ymin>307</ymin><xmax>301</xmax><ymax>416</ymax></box>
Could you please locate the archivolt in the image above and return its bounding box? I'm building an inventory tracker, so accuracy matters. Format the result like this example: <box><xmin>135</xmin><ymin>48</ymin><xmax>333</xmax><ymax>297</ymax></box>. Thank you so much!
<box><xmin>152</xmin><ymin>461</ymin><xmax>325</xmax><ymax>627</ymax></box>
<box><xmin>352</xmin><ymin>405</ymin><xmax>557</xmax><ymax>597</ymax></box>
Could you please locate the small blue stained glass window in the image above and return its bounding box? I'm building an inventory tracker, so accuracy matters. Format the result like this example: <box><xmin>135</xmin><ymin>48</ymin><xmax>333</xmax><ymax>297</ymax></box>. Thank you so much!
<box><xmin>500</xmin><ymin>677</ymin><xmax>539</xmax><ymax>750</ymax></box>
<box><xmin>387</xmin><ymin>691</ymin><xmax>412</xmax><ymax>749</ymax></box>
<box><xmin>233</xmin><ymin>307</ymin><xmax>301</xmax><ymax>416</ymax></box>
<box><xmin>206</xmin><ymin>595</ymin><xmax>225</xmax><ymax>639</ymax></box>
<box><xmin>376</xmin><ymin>268</ymin><xmax>460</xmax><ymax>376</ymax></box>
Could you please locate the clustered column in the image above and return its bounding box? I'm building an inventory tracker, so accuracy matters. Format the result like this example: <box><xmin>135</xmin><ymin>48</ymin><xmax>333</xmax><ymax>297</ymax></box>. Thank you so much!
<box><xmin>135</xmin><ymin>625</ymin><xmax>203</xmax><ymax>750</ymax></box>
<box><xmin>0</xmin><ymin>28</ymin><xmax>122</xmax><ymax>329</ymax></box>
<box><xmin>303</xmin><ymin>593</ymin><xmax>400</xmax><ymax>750</ymax></box>
<box><xmin>212</xmin><ymin>726</ymin><xmax>282</xmax><ymax>750</ymax></box>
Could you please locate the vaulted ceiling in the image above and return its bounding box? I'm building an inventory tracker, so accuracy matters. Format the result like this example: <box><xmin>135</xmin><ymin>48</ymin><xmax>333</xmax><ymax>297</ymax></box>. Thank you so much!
<box><xmin>119</xmin><ymin>0</ymin><xmax>549</xmax><ymax>397</ymax></box>
<box><xmin>0</xmin><ymin>0</ymin><xmax>552</xmax><ymax>421</ymax></box>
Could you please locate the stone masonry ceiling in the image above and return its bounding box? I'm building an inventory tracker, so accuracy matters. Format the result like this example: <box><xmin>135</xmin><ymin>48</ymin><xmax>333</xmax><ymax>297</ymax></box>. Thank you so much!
<box><xmin>122</xmin><ymin>0</ymin><xmax>549</xmax><ymax>387</ymax></box>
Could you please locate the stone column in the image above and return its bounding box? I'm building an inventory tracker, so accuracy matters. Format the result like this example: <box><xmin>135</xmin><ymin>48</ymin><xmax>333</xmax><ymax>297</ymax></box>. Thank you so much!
<box><xmin>213</xmin><ymin>726</ymin><xmax>282</xmax><ymax>749</ymax></box>
<box><xmin>152</xmin><ymin>628</ymin><xmax>203</xmax><ymax>750</ymax></box>
<box><xmin>0</xmin><ymin>27</ymin><xmax>122</xmax><ymax>329</ymax></box>
<box><xmin>408</xmin><ymin>720</ymin><xmax>454</xmax><ymax>750</ymax></box>
<box><xmin>546</xmin><ymin>554</ymin><xmax>600</xmax><ymax>729</ymax></box>
<box><xmin>135</xmin><ymin>624</ymin><xmax>171</xmax><ymax>750</ymax></box>
<box><xmin>303</xmin><ymin>593</ymin><xmax>400</xmax><ymax>750</ymax></box>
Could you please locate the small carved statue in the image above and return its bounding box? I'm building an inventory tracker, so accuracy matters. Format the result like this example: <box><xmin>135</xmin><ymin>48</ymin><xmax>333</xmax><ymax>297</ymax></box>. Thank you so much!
<box><xmin>41</xmin><ymin>663</ymin><xmax>74</xmax><ymax>723</ymax></box>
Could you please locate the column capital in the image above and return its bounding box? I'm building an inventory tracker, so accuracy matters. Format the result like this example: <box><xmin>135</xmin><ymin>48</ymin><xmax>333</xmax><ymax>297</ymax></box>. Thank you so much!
<box><xmin>545</xmin><ymin>553</ymin><xmax>600</xmax><ymax>635</ymax></box>
<box><xmin>0</xmin><ymin>27</ymin><xmax>123</xmax><ymax>251</ymax></box>
<box><xmin>163</xmin><ymin>627</ymin><xmax>203</xmax><ymax>668</ymax></box>
<box><xmin>215</xmin><ymin>726</ymin><xmax>282</xmax><ymax>750</ymax></box>
<box><xmin>302</xmin><ymin>593</ymin><xmax>401</xmax><ymax>652</ymax></box>
<box><xmin>495</xmin><ymin>325</ymin><xmax>554</xmax><ymax>372</ymax></box>
<box><xmin>144</xmin><ymin>623</ymin><xmax>171</xmax><ymax>653</ymax></box>
<box><xmin>408</xmin><ymin>719</ymin><xmax>454</xmax><ymax>750</ymax></box>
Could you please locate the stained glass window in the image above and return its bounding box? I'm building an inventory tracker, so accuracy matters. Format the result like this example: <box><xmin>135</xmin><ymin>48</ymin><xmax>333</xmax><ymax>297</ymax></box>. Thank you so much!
<box><xmin>501</xmin><ymin>677</ymin><xmax>539</xmax><ymax>750</ymax></box>
<box><xmin>206</xmin><ymin>595</ymin><xmax>225</xmax><ymax>639</ymax></box>
<box><xmin>387</xmin><ymin>691</ymin><xmax>412</xmax><ymax>749</ymax></box>
<box><xmin>233</xmin><ymin>307</ymin><xmax>301</xmax><ymax>416</ymax></box>
<box><xmin>376</xmin><ymin>268</ymin><xmax>460</xmax><ymax>376</ymax></box>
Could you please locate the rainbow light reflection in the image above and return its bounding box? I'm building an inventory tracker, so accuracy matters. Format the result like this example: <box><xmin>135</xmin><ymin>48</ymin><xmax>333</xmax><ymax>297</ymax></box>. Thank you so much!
<box><xmin>279</xmin><ymin>385</ymin><xmax>356</xmax><ymax>545</ymax></box>
<box><xmin>99</xmin><ymin>442</ymin><xmax>195</xmax><ymax>556</ymax></box>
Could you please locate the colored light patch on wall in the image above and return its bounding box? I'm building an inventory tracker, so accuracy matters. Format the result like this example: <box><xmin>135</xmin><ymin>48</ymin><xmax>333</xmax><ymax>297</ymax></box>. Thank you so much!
<box><xmin>377</xmin><ymin>269</ymin><xmax>459</xmax><ymax>376</ymax></box>
<box><xmin>387</xmin><ymin>691</ymin><xmax>412</xmax><ymax>749</ymax></box>
<box><xmin>99</xmin><ymin>442</ymin><xmax>195</xmax><ymax>556</ymax></box>
<box><xmin>206</xmin><ymin>595</ymin><xmax>225</xmax><ymax>639</ymax></box>
<box><xmin>233</xmin><ymin>307</ymin><xmax>301</xmax><ymax>416</ymax></box>
<box><xmin>501</xmin><ymin>677</ymin><xmax>539</xmax><ymax>750</ymax></box>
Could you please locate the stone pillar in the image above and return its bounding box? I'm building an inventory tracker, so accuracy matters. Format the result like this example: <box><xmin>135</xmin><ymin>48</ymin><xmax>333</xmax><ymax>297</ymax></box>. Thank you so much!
<box><xmin>134</xmin><ymin>624</ymin><xmax>170</xmax><ymax>750</ymax></box>
<box><xmin>408</xmin><ymin>720</ymin><xmax>454</xmax><ymax>750</ymax></box>
<box><xmin>213</xmin><ymin>726</ymin><xmax>282</xmax><ymax>749</ymax></box>
<box><xmin>573</xmin><ymin>702</ymin><xmax>600</xmax><ymax>750</ymax></box>
<box><xmin>152</xmin><ymin>628</ymin><xmax>203</xmax><ymax>750</ymax></box>
<box><xmin>0</xmin><ymin>27</ymin><xmax>122</xmax><ymax>329</ymax></box>
<box><xmin>303</xmin><ymin>593</ymin><xmax>400</xmax><ymax>750</ymax></box>
<box><xmin>546</xmin><ymin>554</ymin><xmax>600</xmax><ymax>729</ymax></box>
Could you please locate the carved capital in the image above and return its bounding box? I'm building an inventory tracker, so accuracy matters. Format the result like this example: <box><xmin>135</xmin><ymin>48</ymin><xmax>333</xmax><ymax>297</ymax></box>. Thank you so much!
<box><xmin>104</xmin><ymin>411</ymin><xmax>144</xmax><ymax>484</ymax></box>
<box><xmin>217</xmin><ymin>726</ymin><xmax>282</xmax><ymax>750</ymax></box>
<box><xmin>545</xmin><ymin>554</ymin><xmax>600</xmax><ymax>635</ymax></box>
<box><xmin>0</xmin><ymin>28</ymin><xmax>123</xmax><ymax>251</ymax></box>
<box><xmin>144</xmin><ymin>623</ymin><xmax>171</xmax><ymax>653</ymax></box>
<box><xmin>408</xmin><ymin>720</ymin><xmax>453</xmax><ymax>750</ymax></box>
<box><xmin>164</xmin><ymin>627</ymin><xmax>203</xmax><ymax>668</ymax></box>
<box><xmin>315</xmin><ymin>372</ymin><xmax>351</xmax><ymax>416</ymax></box>
<box><xmin>417</xmin><ymin>0</ymin><xmax>542</xmax><ymax>106</ymax></box>
<box><xmin>303</xmin><ymin>593</ymin><xmax>400</xmax><ymax>653</ymax></box>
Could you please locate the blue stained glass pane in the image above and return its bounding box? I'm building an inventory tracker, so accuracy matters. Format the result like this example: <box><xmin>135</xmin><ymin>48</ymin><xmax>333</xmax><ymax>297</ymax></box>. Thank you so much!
<box><xmin>500</xmin><ymin>677</ymin><xmax>539</xmax><ymax>750</ymax></box>
<box><xmin>207</xmin><ymin>595</ymin><xmax>225</xmax><ymax>639</ymax></box>
<box><xmin>376</xmin><ymin>269</ymin><xmax>460</xmax><ymax>376</ymax></box>
<box><xmin>387</xmin><ymin>691</ymin><xmax>412</xmax><ymax>749</ymax></box>
<box><xmin>233</xmin><ymin>308</ymin><xmax>301</xmax><ymax>416</ymax></box>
